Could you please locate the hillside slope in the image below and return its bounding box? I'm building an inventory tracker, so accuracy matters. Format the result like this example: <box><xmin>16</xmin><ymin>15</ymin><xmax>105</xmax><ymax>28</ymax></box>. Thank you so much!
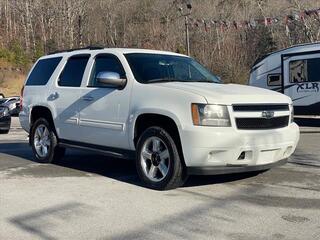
<box><xmin>0</xmin><ymin>61</ymin><xmax>25</xmax><ymax>96</ymax></box>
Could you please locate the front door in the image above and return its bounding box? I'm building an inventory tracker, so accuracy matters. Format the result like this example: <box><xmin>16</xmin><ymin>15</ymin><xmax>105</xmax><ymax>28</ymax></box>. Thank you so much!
<box><xmin>78</xmin><ymin>53</ymin><xmax>132</xmax><ymax>149</ymax></box>
<box><xmin>283</xmin><ymin>52</ymin><xmax>320</xmax><ymax>115</ymax></box>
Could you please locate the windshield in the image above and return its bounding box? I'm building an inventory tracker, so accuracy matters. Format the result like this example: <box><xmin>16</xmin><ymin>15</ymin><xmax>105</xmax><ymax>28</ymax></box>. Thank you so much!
<box><xmin>125</xmin><ymin>53</ymin><xmax>220</xmax><ymax>84</ymax></box>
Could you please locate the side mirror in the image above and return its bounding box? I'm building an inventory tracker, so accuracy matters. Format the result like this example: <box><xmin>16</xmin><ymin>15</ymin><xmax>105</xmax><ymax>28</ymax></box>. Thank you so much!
<box><xmin>96</xmin><ymin>71</ymin><xmax>127</xmax><ymax>89</ymax></box>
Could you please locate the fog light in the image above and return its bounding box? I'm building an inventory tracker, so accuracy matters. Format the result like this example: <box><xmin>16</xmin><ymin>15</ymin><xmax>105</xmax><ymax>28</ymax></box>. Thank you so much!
<box><xmin>284</xmin><ymin>146</ymin><xmax>293</xmax><ymax>157</ymax></box>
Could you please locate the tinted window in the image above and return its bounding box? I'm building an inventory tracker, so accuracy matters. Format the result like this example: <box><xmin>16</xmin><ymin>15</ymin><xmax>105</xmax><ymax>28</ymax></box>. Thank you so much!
<box><xmin>307</xmin><ymin>58</ymin><xmax>320</xmax><ymax>82</ymax></box>
<box><xmin>26</xmin><ymin>57</ymin><xmax>62</xmax><ymax>86</ymax></box>
<box><xmin>267</xmin><ymin>74</ymin><xmax>281</xmax><ymax>86</ymax></box>
<box><xmin>59</xmin><ymin>55</ymin><xmax>90</xmax><ymax>87</ymax></box>
<box><xmin>125</xmin><ymin>53</ymin><xmax>220</xmax><ymax>83</ymax></box>
<box><xmin>89</xmin><ymin>55</ymin><xmax>125</xmax><ymax>87</ymax></box>
<box><xmin>290</xmin><ymin>58</ymin><xmax>320</xmax><ymax>83</ymax></box>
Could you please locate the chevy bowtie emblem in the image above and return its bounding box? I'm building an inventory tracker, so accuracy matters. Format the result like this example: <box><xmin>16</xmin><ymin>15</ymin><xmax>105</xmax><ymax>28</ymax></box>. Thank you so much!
<box><xmin>261</xmin><ymin>111</ymin><xmax>275</xmax><ymax>119</ymax></box>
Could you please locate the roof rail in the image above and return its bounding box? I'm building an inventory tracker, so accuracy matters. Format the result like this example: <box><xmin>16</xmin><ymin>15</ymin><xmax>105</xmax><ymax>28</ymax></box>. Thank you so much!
<box><xmin>48</xmin><ymin>46</ymin><xmax>104</xmax><ymax>55</ymax></box>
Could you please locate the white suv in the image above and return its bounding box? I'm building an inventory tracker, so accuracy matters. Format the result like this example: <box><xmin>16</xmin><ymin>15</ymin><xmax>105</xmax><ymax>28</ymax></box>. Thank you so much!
<box><xmin>19</xmin><ymin>47</ymin><xmax>300</xmax><ymax>190</ymax></box>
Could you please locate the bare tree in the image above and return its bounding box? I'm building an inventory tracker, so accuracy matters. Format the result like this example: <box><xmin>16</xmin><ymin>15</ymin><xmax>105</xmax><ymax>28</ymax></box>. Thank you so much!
<box><xmin>0</xmin><ymin>0</ymin><xmax>319</xmax><ymax>84</ymax></box>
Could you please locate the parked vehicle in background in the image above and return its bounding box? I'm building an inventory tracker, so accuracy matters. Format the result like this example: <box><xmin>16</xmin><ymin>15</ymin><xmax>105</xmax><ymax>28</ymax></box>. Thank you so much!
<box><xmin>0</xmin><ymin>96</ymin><xmax>20</xmax><ymax>116</ymax></box>
<box><xmin>0</xmin><ymin>106</ymin><xmax>11</xmax><ymax>134</ymax></box>
<box><xmin>20</xmin><ymin>47</ymin><xmax>300</xmax><ymax>190</ymax></box>
<box><xmin>249</xmin><ymin>42</ymin><xmax>320</xmax><ymax>116</ymax></box>
<box><xmin>0</xmin><ymin>93</ymin><xmax>4</xmax><ymax>99</ymax></box>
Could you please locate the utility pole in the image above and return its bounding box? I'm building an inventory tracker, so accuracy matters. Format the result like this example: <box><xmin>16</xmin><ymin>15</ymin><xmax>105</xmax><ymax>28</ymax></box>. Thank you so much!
<box><xmin>178</xmin><ymin>0</ymin><xmax>192</xmax><ymax>55</ymax></box>
<box><xmin>185</xmin><ymin>16</ymin><xmax>190</xmax><ymax>56</ymax></box>
<box><xmin>78</xmin><ymin>15</ymin><xmax>83</xmax><ymax>47</ymax></box>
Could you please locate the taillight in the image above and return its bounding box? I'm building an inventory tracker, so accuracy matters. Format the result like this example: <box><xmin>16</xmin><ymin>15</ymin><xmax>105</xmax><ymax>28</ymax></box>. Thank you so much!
<box><xmin>20</xmin><ymin>86</ymin><xmax>24</xmax><ymax>112</ymax></box>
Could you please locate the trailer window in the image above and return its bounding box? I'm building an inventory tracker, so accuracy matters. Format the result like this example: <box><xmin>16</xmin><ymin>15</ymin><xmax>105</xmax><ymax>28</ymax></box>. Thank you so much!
<box><xmin>267</xmin><ymin>74</ymin><xmax>281</xmax><ymax>86</ymax></box>
<box><xmin>289</xmin><ymin>58</ymin><xmax>320</xmax><ymax>83</ymax></box>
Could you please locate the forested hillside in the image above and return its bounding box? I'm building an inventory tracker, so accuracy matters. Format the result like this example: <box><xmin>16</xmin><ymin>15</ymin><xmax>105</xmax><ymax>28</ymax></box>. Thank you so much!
<box><xmin>0</xmin><ymin>0</ymin><xmax>320</xmax><ymax>95</ymax></box>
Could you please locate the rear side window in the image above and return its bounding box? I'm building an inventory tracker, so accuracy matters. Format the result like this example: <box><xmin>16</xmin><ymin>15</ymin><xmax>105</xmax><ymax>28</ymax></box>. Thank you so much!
<box><xmin>58</xmin><ymin>55</ymin><xmax>90</xmax><ymax>87</ymax></box>
<box><xmin>26</xmin><ymin>57</ymin><xmax>62</xmax><ymax>86</ymax></box>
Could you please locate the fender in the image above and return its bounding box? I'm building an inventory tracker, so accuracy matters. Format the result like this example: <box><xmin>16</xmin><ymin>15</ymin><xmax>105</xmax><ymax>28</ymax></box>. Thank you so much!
<box><xmin>129</xmin><ymin>108</ymin><xmax>183</xmax><ymax>150</ymax></box>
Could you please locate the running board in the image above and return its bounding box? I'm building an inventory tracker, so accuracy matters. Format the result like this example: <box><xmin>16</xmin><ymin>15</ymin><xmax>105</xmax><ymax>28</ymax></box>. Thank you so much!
<box><xmin>59</xmin><ymin>139</ymin><xmax>135</xmax><ymax>160</ymax></box>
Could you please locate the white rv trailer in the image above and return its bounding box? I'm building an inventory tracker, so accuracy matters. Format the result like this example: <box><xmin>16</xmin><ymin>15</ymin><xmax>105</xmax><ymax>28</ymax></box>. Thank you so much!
<box><xmin>249</xmin><ymin>42</ymin><xmax>320</xmax><ymax>116</ymax></box>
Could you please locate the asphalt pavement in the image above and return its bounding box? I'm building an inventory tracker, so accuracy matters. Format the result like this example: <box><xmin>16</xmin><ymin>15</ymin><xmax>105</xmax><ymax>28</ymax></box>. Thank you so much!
<box><xmin>0</xmin><ymin>118</ymin><xmax>319</xmax><ymax>240</ymax></box>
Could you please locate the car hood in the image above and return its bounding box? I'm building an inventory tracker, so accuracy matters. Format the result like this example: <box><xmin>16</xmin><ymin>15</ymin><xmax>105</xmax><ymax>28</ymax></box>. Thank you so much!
<box><xmin>156</xmin><ymin>82</ymin><xmax>291</xmax><ymax>105</ymax></box>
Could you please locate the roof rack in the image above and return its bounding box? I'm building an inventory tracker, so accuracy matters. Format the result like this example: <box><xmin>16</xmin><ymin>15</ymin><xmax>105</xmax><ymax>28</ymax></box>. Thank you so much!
<box><xmin>48</xmin><ymin>46</ymin><xmax>104</xmax><ymax>55</ymax></box>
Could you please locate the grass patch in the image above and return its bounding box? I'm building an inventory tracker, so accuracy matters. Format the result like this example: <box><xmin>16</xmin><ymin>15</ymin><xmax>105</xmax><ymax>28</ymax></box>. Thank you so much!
<box><xmin>0</xmin><ymin>69</ymin><xmax>26</xmax><ymax>96</ymax></box>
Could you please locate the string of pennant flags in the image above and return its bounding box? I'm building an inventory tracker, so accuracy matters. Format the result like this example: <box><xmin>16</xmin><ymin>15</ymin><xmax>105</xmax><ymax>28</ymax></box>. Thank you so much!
<box><xmin>187</xmin><ymin>7</ymin><xmax>320</xmax><ymax>32</ymax></box>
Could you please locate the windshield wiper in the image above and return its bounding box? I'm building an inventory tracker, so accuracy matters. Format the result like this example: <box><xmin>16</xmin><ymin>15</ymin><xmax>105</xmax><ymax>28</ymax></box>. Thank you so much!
<box><xmin>190</xmin><ymin>80</ymin><xmax>214</xmax><ymax>83</ymax></box>
<box><xmin>147</xmin><ymin>78</ymin><xmax>180</xmax><ymax>83</ymax></box>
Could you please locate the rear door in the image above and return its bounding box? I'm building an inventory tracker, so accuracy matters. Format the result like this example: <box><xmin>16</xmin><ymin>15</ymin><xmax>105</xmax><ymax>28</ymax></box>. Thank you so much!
<box><xmin>51</xmin><ymin>54</ymin><xmax>90</xmax><ymax>141</ymax></box>
<box><xmin>283</xmin><ymin>51</ymin><xmax>320</xmax><ymax>115</ymax></box>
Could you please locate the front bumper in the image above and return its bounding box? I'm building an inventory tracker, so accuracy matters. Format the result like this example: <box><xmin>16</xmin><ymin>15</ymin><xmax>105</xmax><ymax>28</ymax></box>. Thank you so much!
<box><xmin>19</xmin><ymin>111</ymin><xmax>30</xmax><ymax>133</ymax></box>
<box><xmin>180</xmin><ymin>123</ymin><xmax>300</xmax><ymax>170</ymax></box>
<box><xmin>0</xmin><ymin>116</ymin><xmax>11</xmax><ymax>130</ymax></box>
<box><xmin>188</xmin><ymin>158</ymin><xmax>287</xmax><ymax>175</ymax></box>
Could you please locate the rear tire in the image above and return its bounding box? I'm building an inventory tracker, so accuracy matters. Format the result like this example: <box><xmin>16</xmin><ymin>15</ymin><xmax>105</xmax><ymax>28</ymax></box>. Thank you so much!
<box><xmin>0</xmin><ymin>129</ymin><xmax>9</xmax><ymax>134</ymax></box>
<box><xmin>136</xmin><ymin>126</ymin><xmax>187</xmax><ymax>190</ymax></box>
<box><xmin>30</xmin><ymin>118</ymin><xmax>65</xmax><ymax>163</ymax></box>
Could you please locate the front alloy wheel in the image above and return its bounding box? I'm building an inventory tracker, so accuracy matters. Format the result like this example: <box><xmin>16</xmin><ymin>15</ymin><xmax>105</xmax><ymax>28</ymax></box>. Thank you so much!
<box><xmin>136</xmin><ymin>127</ymin><xmax>187</xmax><ymax>190</ymax></box>
<box><xmin>140</xmin><ymin>137</ymin><xmax>170</xmax><ymax>182</ymax></box>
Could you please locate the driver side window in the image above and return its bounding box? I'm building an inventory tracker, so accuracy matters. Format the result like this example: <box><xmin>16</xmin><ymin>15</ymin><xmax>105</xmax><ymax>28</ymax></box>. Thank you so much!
<box><xmin>89</xmin><ymin>54</ymin><xmax>126</xmax><ymax>87</ymax></box>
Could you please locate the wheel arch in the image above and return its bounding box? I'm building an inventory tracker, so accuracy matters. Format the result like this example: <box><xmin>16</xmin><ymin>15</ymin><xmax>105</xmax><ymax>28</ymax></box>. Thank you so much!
<box><xmin>132</xmin><ymin>112</ymin><xmax>186</xmax><ymax>167</ymax></box>
<box><xmin>30</xmin><ymin>105</ymin><xmax>58</xmax><ymax>137</ymax></box>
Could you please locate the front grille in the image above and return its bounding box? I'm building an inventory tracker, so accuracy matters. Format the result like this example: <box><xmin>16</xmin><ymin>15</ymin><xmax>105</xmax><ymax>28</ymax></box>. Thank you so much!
<box><xmin>236</xmin><ymin>116</ymin><xmax>289</xmax><ymax>130</ymax></box>
<box><xmin>233</xmin><ymin>104</ymin><xmax>289</xmax><ymax>112</ymax></box>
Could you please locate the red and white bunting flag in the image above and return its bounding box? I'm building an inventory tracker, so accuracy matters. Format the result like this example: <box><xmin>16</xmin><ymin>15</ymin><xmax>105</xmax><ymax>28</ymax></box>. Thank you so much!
<box><xmin>264</xmin><ymin>17</ymin><xmax>272</xmax><ymax>26</ymax></box>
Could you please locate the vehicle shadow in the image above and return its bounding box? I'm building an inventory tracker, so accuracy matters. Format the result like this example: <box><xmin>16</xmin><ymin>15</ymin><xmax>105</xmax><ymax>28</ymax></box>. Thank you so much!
<box><xmin>0</xmin><ymin>142</ymin><xmax>264</xmax><ymax>189</ymax></box>
<box><xmin>184</xmin><ymin>171</ymin><xmax>262</xmax><ymax>188</ymax></box>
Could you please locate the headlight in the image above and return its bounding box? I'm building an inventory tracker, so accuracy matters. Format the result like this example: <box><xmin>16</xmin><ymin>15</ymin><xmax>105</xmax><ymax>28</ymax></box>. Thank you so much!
<box><xmin>192</xmin><ymin>104</ymin><xmax>231</xmax><ymax>127</ymax></box>
<box><xmin>289</xmin><ymin>104</ymin><xmax>294</xmax><ymax>123</ymax></box>
<box><xmin>0</xmin><ymin>107</ymin><xmax>9</xmax><ymax>117</ymax></box>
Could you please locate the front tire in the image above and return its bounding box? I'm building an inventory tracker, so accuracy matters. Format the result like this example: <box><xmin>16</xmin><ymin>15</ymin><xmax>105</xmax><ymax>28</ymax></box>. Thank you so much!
<box><xmin>0</xmin><ymin>129</ymin><xmax>9</xmax><ymax>134</ymax></box>
<box><xmin>30</xmin><ymin>118</ymin><xmax>65</xmax><ymax>163</ymax></box>
<box><xmin>136</xmin><ymin>127</ymin><xmax>187</xmax><ymax>190</ymax></box>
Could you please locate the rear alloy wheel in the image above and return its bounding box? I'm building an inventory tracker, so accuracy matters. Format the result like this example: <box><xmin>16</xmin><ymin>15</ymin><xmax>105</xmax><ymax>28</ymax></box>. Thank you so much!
<box><xmin>136</xmin><ymin>127</ymin><xmax>187</xmax><ymax>190</ymax></box>
<box><xmin>30</xmin><ymin>118</ymin><xmax>65</xmax><ymax>163</ymax></box>
<box><xmin>34</xmin><ymin>124</ymin><xmax>51</xmax><ymax>158</ymax></box>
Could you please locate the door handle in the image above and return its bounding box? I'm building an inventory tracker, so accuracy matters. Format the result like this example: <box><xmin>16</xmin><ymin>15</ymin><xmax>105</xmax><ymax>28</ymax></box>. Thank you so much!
<box><xmin>81</xmin><ymin>96</ymin><xmax>94</xmax><ymax>101</ymax></box>
<box><xmin>48</xmin><ymin>92</ymin><xmax>59</xmax><ymax>100</ymax></box>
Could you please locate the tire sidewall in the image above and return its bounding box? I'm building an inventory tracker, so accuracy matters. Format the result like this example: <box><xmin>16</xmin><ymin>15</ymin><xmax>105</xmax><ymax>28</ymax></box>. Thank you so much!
<box><xmin>30</xmin><ymin>118</ymin><xmax>57</xmax><ymax>163</ymax></box>
<box><xmin>136</xmin><ymin>127</ymin><xmax>182</xmax><ymax>190</ymax></box>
